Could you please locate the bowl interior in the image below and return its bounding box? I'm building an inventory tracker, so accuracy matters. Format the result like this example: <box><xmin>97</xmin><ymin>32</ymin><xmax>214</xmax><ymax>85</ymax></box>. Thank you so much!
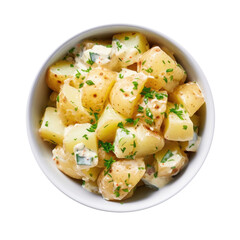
<box><xmin>27</xmin><ymin>25</ymin><xmax>214</xmax><ymax>212</ymax></box>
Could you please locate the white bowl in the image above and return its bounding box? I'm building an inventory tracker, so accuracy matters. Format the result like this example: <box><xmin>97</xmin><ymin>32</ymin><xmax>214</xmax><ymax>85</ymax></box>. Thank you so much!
<box><xmin>27</xmin><ymin>24</ymin><xmax>215</xmax><ymax>212</ymax></box>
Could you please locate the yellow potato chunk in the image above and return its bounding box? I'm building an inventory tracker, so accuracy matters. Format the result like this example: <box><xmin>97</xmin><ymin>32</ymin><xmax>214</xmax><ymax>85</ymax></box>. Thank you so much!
<box><xmin>113</xmin><ymin>127</ymin><xmax>135</xmax><ymax>158</ymax></box>
<box><xmin>57</xmin><ymin>84</ymin><xmax>94</xmax><ymax>125</ymax></box>
<box><xmin>46</xmin><ymin>60</ymin><xmax>78</xmax><ymax>92</ymax></box>
<box><xmin>47</xmin><ymin>91</ymin><xmax>58</xmax><ymax>107</ymax></box>
<box><xmin>154</xmin><ymin>141</ymin><xmax>188</xmax><ymax>177</ymax></box>
<box><xmin>63</xmin><ymin>123</ymin><xmax>98</xmax><ymax>153</ymax></box>
<box><xmin>81</xmin><ymin>68</ymin><xmax>117</xmax><ymax>112</ymax></box>
<box><xmin>138</xmin><ymin>46</ymin><xmax>186</xmax><ymax>91</ymax></box>
<box><xmin>53</xmin><ymin>145</ymin><xmax>101</xmax><ymax>181</ymax></box>
<box><xmin>135</xmin><ymin>90</ymin><xmax>168</xmax><ymax>132</ymax></box>
<box><xmin>110</xmin><ymin>72</ymin><xmax>148</xmax><ymax>118</ymax></box>
<box><xmin>106</xmin><ymin>32</ymin><xmax>149</xmax><ymax>71</ymax></box>
<box><xmin>163</xmin><ymin>102</ymin><xmax>194</xmax><ymax>141</ymax></box>
<box><xmin>39</xmin><ymin>107</ymin><xmax>65</xmax><ymax>145</ymax></box>
<box><xmin>96</xmin><ymin>104</ymin><xmax>125</xmax><ymax>142</ymax></box>
<box><xmin>134</xmin><ymin>124</ymin><xmax>165</xmax><ymax>157</ymax></box>
<box><xmin>170</xmin><ymin>82</ymin><xmax>205</xmax><ymax>116</ymax></box>
<box><xmin>97</xmin><ymin>158</ymin><xmax>145</xmax><ymax>200</ymax></box>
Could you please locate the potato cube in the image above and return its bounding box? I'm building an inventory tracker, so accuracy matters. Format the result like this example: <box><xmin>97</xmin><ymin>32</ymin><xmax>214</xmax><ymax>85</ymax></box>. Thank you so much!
<box><xmin>39</xmin><ymin>107</ymin><xmax>65</xmax><ymax>145</ymax></box>
<box><xmin>154</xmin><ymin>141</ymin><xmax>188</xmax><ymax>177</ymax></box>
<box><xmin>97</xmin><ymin>158</ymin><xmax>145</xmax><ymax>200</ymax></box>
<box><xmin>81</xmin><ymin>68</ymin><xmax>117</xmax><ymax>112</ymax></box>
<box><xmin>57</xmin><ymin>84</ymin><xmax>94</xmax><ymax>125</ymax></box>
<box><xmin>106</xmin><ymin>32</ymin><xmax>149</xmax><ymax>71</ymax></box>
<box><xmin>135</xmin><ymin>90</ymin><xmax>168</xmax><ymax>132</ymax></box>
<box><xmin>134</xmin><ymin>124</ymin><xmax>165</xmax><ymax>157</ymax></box>
<box><xmin>163</xmin><ymin>102</ymin><xmax>194</xmax><ymax>141</ymax></box>
<box><xmin>46</xmin><ymin>60</ymin><xmax>78</xmax><ymax>92</ymax></box>
<box><xmin>96</xmin><ymin>104</ymin><xmax>125</xmax><ymax>142</ymax></box>
<box><xmin>170</xmin><ymin>82</ymin><xmax>205</xmax><ymax>116</ymax></box>
<box><xmin>110</xmin><ymin>72</ymin><xmax>148</xmax><ymax>118</ymax></box>
<box><xmin>113</xmin><ymin>127</ymin><xmax>135</xmax><ymax>158</ymax></box>
<box><xmin>53</xmin><ymin>146</ymin><xmax>101</xmax><ymax>181</ymax></box>
<box><xmin>138</xmin><ymin>47</ymin><xmax>186</xmax><ymax>91</ymax></box>
<box><xmin>63</xmin><ymin>123</ymin><xmax>98</xmax><ymax>154</ymax></box>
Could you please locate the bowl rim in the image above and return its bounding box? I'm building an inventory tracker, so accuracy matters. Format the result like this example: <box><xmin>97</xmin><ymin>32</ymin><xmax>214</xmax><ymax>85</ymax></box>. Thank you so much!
<box><xmin>26</xmin><ymin>24</ymin><xmax>215</xmax><ymax>212</ymax></box>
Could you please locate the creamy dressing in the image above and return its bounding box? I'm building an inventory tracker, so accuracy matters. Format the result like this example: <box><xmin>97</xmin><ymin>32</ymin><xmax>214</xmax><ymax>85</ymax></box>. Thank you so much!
<box><xmin>74</xmin><ymin>143</ymin><xmax>98</xmax><ymax>169</ymax></box>
<box><xmin>186</xmin><ymin>132</ymin><xmax>201</xmax><ymax>151</ymax></box>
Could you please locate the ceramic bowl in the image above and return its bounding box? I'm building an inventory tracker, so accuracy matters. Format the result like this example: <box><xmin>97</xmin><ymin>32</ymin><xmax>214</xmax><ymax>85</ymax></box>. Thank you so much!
<box><xmin>27</xmin><ymin>24</ymin><xmax>215</xmax><ymax>212</ymax></box>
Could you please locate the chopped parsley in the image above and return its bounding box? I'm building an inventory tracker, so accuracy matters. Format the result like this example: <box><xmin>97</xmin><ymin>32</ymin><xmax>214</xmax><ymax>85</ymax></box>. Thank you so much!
<box><xmin>114</xmin><ymin>186</ymin><xmax>121</xmax><ymax>197</ymax></box>
<box><xmin>86</xmin><ymin>80</ymin><xmax>95</xmax><ymax>85</ymax></box>
<box><xmin>189</xmin><ymin>143</ymin><xmax>195</xmax><ymax>148</ymax></box>
<box><xmin>162</xmin><ymin>60</ymin><xmax>166</xmax><ymax>64</ymax></box>
<box><xmin>106</xmin><ymin>44</ymin><xmax>112</xmax><ymax>48</ymax></box>
<box><xmin>82</xmin><ymin>134</ymin><xmax>88</xmax><ymax>140</ymax></box>
<box><xmin>120</xmin><ymin>88</ymin><xmax>125</xmax><ymax>92</ymax></box>
<box><xmin>161</xmin><ymin>150</ymin><xmax>174</xmax><ymax>163</ymax></box>
<box><xmin>154</xmin><ymin>172</ymin><xmax>158</xmax><ymax>178</ymax></box>
<box><xmin>99</xmin><ymin>140</ymin><xmax>114</xmax><ymax>153</ymax></box>
<box><xmin>45</xmin><ymin>121</ymin><xmax>48</xmax><ymax>127</ymax></box>
<box><xmin>121</xmin><ymin>147</ymin><xmax>126</xmax><ymax>153</ymax></box>
<box><xmin>117</xmin><ymin>122</ymin><xmax>124</xmax><ymax>128</ymax></box>
<box><xmin>134</xmin><ymin>45</ymin><xmax>141</xmax><ymax>53</ymax></box>
<box><xmin>145</xmin><ymin>119</ymin><xmax>154</xmax><ymax>125</ymax></box>
<box><xmin>166</xmin><ymin>68</ymin><xmax>173</xmax><ymax>72</ymax></box>
<box><xmin>104</xmin><ymin>157</ymin><xmax>116</xmax><ymax>176</ymax></box>
<box><xmin>79</xmin><ymin>83</ymin><xmax>84</xmax><ymax>88</ymax></box>
<box><xmin>124</xmin><ymin>36</ymin><xmax>129</xmax><ymax>40</ymax></box>
<box><xmin>155</xmin><ymin>92</ymin><xmax>168</xmax><ymax>100</ymax></box>
<box><xmin>70</xmin><ymin>64</ymin><xmax>74</xmax><ymax>67</ymax></box>
<box><xmin>116</xmin><ymin>41</ymin><xmax>122</xmax><ymax>51</ymax></box>
<box><xmin>163</xmin><ymin>76</ymin><xmax>168</xmax><ymax>83</ymax></box>
<box><xmin>75</xmin><ymin>70</ymin><xmax>81</xmax><ymax>79</ymax></box>
<box><xmin>119</xmin><ymin>74</ymin><xmax>124</xmax><ymax>79</ymax></box>
<box><xmin>137</xmin><ymin>105</ymin><xmax>144</xmax><ymax>113</ymax></box>
<box><xmin>56</xmin><ymin>95</ymin><xmax>59</xmax><ymax>102</ymax></box>
<box><xmin>81</xmin><ymin>67</ymin><xmax>92</xmax><ymax>72</ymax></box>
<box><xmin>122</xmin><ymin>188</ymin><xmax>129</xmax><ymax>192</ymax></box>
<box><xmin>142</xmin><ymin>60</ymin><xmax>146</xmax><ymax>65</ymax></box>
<box><xmin>170</xmin><ymin>104</ymin><xmax>184</xmax><ymax>120</ymax></box>
<box><xmin>125</xmin><ymin>151</ymin><xmax>137</xmax><ymax>159</ymax></box>
<box><xmin>86</xmin><ymin>123</ymin><xmax>97</xmax><ymax>132</ymax></box>
<box><xmin>132</xmin><ymin>81</ymin><xmax>138</xmax><ymax>90</ymax></box>
<box><xmin>144</xmin><ymin>67</ymin><xmax>153</xmax><ymax>73</ymax></box>
<box><xmin>183</xmin><ymin>125</ymin><xmax>188</xmax><ymax>130</ymax></box>
<box><xmin>146</xmin><ymin>107</ymin><xmax>153</xmax><ymax>119</ymax></box>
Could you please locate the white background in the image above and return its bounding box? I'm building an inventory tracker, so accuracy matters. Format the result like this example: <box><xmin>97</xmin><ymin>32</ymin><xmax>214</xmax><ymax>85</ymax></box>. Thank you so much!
<box><xmin>1</xmin><ymin>0</ymin><xmax>239</xmax><ymax>239</ymax></box>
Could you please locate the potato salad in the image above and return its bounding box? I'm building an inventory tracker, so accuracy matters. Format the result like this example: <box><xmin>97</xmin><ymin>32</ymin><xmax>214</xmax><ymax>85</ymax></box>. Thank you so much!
<box><xmin>39</xmin><ymin>32</ymin><xmax>205</xmax><ymax>201</ymax></box>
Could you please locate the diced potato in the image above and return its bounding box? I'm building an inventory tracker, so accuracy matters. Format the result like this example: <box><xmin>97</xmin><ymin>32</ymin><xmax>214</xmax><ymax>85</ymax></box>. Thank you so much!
<box><xmin>53</xmin><ymin>145</ymin><xmax>84</xmax><ymax>179</ymax></box>
<box><xmin>135</xmin><ymin>90</ymin><xmax>168</xmax><ymax>132</ymax></box>
<box><xmin>63</xmin><ymin>123</ymin><xmax>98</xmax><ymax>154</ymax></box>
<box><xmin>170</xmin><ymin>82</ymin><xmax>205</xmax><ymax>116</ymax></box>
<box><xmin>104</xmin><ymin>32</ymin><xmax>149</xmax><ymax>71</ymax></box>
<box><xmin>57</xmin><ymin>84</ymin><xmax>94</xmax><ymax>125</ymax></box>
<box><xmin>81</xmin><ymin>68</ymin><xmax>117</xmax><ymax>112</ymax></box>
<box><xmin>97</xmin><ymin>147</ymin><xmax>116</xmax><ymax>168</ymax></box>
<box><xmin>142</xmin><ymin>170</ymin><xmax>172</xmax><ymax>189</ymax></box>
<box><xmin>154</xmin><ymin>141</ymin><xmax>188</xmax><ymax>177</ymax></box>
<box><xmin>46</xmin><ymin>60</ymin><xmax>78</xmax><ymax>92</ymax></box>
<box><xmin>97</xmin><ymin>158</ymin><xmax>145</xmax><ymax>200</ymax></box>
<box><xmin>110</xmin><ymin>72</ymin><xmax>148</xmax><ymax>118</ymax></box>
<box><xmin>191</xmin><ymin>114</ymin><xmax>200</xmax><ymax>133</ymax></box>
<box><xmin>163</xmin><ymin>102</ymin><xmax>194</xmax><ymax>141</ymax></box>
<box><xmin>138</xmin><ymin>47</ymin><xmax>186</xmax><ymax>91</ymax></box>
<box><xmin>113</xmin><ymin>127</ymin><xmax>135</xmax><ymax>158</ymax></box>
<box><xmin>134</xmin><ymin>124</ymin><xmax>165</xmax><ymax>157</ymax></box>
<box><xmin>39</xmin><ymin>107</ymin><xmax>65</xmax><ymax>145</ymax></box>
<box><xmin>161</xmin><ymin>46</ymin><xmax>176</xmax><ymax>61</ymax></box>
<box><xmin>96</xmin><ymin>104</ymin><xmax>125</xmax><ymax>142</ymax></box>
<box><xmin>53</xmin><ymin>146</ymin><xmax>101</xmax><ymax>181</ymax></box>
